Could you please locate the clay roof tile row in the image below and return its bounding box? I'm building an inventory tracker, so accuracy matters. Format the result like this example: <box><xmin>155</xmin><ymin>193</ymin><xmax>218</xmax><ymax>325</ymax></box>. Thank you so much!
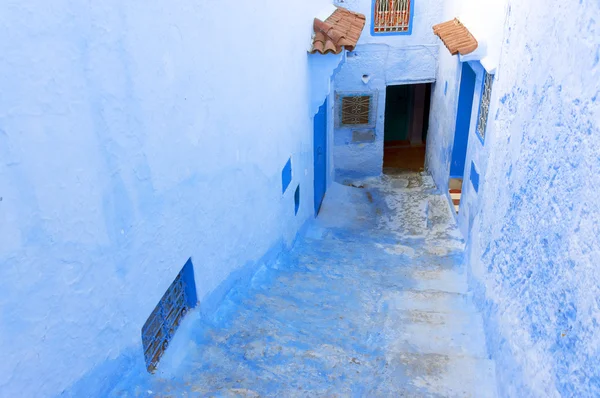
<box><xmin>311</xmin><ymin>7</ymin><xmax>366</xmax><ymax>55</ymax></box>
<box><xmin>432</xmin><ymin>18</ymin><xmax>478</xmax><ymax>56</ymax></box>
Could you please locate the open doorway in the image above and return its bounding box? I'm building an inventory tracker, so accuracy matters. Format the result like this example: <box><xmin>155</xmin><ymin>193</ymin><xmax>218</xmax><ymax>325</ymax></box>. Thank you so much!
<box><xmin>383</xmin><ymin>83</ymin><xmax>432</xmax><ymax>172</ymax></box>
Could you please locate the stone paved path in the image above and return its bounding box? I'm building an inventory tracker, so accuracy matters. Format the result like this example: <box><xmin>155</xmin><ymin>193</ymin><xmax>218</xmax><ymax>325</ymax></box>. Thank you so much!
<box><xmin>112</xmin><ymin>172</ymin><xmax>497</xmax><ymax>397</ymax></box>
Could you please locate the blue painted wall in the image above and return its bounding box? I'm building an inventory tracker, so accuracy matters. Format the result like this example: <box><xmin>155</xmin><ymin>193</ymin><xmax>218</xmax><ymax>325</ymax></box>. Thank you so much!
<box><xmin>0</xmin><ymin>0</ymin><xmax>337</xmax><ymax>396</ymax></box>
<box><xmin>332</xmin><ymin>0</ymin><xmax>441</xmax><ymax>178</ymax></box>
<box><xmin>427</xmin><ymin>0</ymin><xmax>600</xmax><ymax>396</ymax></box>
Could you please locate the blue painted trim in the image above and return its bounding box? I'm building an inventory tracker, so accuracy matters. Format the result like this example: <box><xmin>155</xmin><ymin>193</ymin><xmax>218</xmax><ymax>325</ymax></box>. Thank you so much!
<box><xmin>281</xmin><ymin>158</ymin><xmax>292</xmax><ymax>194</ymax></box>
<box><xmin>314</xmin><ymin>100</ymin><xmax>327</xmax><ymax>215</ymax></box>
<box><xmin>182</xmin><ymin>258</ymin><xmax>198</xmax><ymax>308</ymax></box>
<box><xmin>470</xmin><ymin>161</ymin><xmax>480</xmax><ymax>193</ymax></box>
<box><xmin>294</xmin><ymin>185</ymin><xmax>300</xmax><ymax>215</ymax></box>
<box><xmin>370</xmin><ymin>0</ymin><xmax>414</xmax><ymax>36</ymax></box>
<box><xmin>450</xmin><ymin>62</ymin><xmax>477</xmax><ymax>178</ymax></box>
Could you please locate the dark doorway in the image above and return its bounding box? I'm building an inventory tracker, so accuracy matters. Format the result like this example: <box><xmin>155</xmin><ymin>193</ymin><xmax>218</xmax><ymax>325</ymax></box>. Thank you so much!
<box><xmin>383</xmin><ymin>83</ymin><xmax>432</xmax><ymax>171</ymax></box>
<box><xmin>384</xmin><ymin>85</ymin><xmax>412</xmax><ymax>144</ymax></box>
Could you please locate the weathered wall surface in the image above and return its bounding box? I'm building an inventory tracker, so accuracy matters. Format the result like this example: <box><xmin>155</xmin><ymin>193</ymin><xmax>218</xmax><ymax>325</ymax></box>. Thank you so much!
<box><xmin>427</xmin><ymin>0</ymin><xmax>600</xmax><ymax>396</ymax></box>
<box><xmin>426</xmin><ymin>0</ymin><xmax>506</xmax><ymax>209</ymax></box>
<box><xmin>0</xmin><ymin>1</ymin><xmax>334</xmax><ymax>396</ymax></box>
<box><xmin>332</xmin><ymin>0</ymin><xmax>441</xmax><ymax>178</ymax></box>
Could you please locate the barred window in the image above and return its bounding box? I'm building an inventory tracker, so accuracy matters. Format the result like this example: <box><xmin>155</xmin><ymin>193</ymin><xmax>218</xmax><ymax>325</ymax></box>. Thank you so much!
<box><xmin>336</xmin><ymin>92</ymin><xmax>377</xmax><ymax>128</ymax></box>
<box><xmin>374</xmin><ymin>0</ymin><xmax>412</xmax><ymax>34</ymax></box>
<box><xmin>476</xmin><ymin>72</ymin><xmax>494</xmax><ymax>141</ymax></box>
<box><xmin>342</xmin><ymin>96</ymin><xmax>372</xmax><ymax>125</ymax></box>
<box><xmin>142</xmin><ymin>259</ymin><xmax>197</xmax><ymax>373</ymax></box>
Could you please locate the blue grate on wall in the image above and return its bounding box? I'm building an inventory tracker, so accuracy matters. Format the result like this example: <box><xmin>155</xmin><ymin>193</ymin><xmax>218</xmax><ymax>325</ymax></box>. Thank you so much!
<box><xmin>282</xmin><ymin>158</ymin><xmax>292</xmax><ymax>194</ymax></box>
<box><xmin>141</xmin><ymin>258</ymin><xmax>197</xmax><ymax>373</ymax></box>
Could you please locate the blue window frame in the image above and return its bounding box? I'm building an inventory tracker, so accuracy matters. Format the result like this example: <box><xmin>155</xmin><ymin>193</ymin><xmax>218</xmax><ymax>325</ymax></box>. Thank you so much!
<box><xmin>371</xmin><ymin>0</ymin><xmax>414</xmax><ymax>36</ymax></box>
<box><xmin>476</xmin><ymin>71</ymin><xmax>494</xmax><ymax>143</ymax></box>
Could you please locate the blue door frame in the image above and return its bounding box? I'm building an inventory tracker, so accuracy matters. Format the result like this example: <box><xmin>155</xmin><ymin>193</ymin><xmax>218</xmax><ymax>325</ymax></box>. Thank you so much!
<box><xmin>450</xmin><ymin>62</ymin><xmax>476</xmax><ymax>178</ymax></box>
<box><xmin>314</xmin><ymin>100</ymin><xmax>327</xmax><ymax>215</ymax></box>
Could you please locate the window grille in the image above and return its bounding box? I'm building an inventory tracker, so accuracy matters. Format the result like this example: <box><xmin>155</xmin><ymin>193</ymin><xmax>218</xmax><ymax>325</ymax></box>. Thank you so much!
<box><xmin>342</xmin><ymin>96</ymin><xmax>372</xmax><ymax>125</ymax></box>
<box><xmin>374</xmin><ymin>0</ymin><xmax>412</xmax><ymax>33</ymax></box>
<box><xmin>142</xmin><ymin>259</ymin><xmax>197</xmax><ymax>373</ymax></box>
<box><xmin>336</xmin><ymin>92</ymin><xmax>378</xmax><ymax>128</ymax></box>
<box><xmin>477</xmin><ymin>72</ymin><xmax>493</xmax><ymax>140</ymax></box>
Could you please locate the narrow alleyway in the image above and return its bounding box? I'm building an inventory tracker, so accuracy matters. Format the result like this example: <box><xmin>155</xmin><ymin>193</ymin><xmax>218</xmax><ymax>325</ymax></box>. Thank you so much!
<box><xmin>113</xmin><ymin>172</ymin><xmax>497</xmax><ymax>397</ymax></box>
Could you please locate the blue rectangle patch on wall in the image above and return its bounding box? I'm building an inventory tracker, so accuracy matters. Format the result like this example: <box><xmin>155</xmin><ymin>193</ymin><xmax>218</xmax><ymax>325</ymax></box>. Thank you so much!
<box><xmin>470</xmin><ymin>161</ymin><xmax>480</xmax><ymax>193</ymax></box>
<box><xmin>294</xmin><ymin>185</ymin><xmax>300</xmax><ymax>215</ymax></box>
<box><xmin>282</xmin><ymin>158</ymin><xmax>292</xmax><ymax>194</ymax></box>
<box><xmin>141</xmin><ymin>258</ymin><xmax>197</xmax><ymax>373</ymax></box>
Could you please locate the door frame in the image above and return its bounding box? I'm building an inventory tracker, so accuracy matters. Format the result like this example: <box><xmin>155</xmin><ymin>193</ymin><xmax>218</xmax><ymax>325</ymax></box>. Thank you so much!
<box><xmin>313</xmin><ymin>100</ymin><xmax>328</xmax><ymax>216</ymax></box>
<box><xmin>450</xmin><ymin>62</ymin><xmax>477</xmax><ymax>178</ymax></box>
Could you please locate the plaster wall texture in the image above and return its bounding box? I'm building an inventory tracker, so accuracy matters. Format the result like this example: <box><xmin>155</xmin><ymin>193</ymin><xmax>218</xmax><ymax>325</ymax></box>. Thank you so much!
<box><xmin>0</xmin><ymin>0</ymin><xmax>335</xmax><ymax>396</ymax></box>
<box><xmin>427</xmin><ymin>0</ymin><xmax>600</xmax><ymax>396</ymax></box>
<box><xmin>456</xmin><ymin>0</ymin><xmax>508</xmax><ymax>73</ymax></box>
<box><xmin>332</xmin><ymin>0</ymin><xmax>441</xmax><ymax>178</ymax></box>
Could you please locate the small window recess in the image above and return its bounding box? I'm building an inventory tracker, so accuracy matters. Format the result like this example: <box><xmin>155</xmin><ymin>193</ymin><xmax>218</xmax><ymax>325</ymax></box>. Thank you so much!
<box><xmin>372</xmin><ymin>0</ymin><xmax>414</xmax><ymax>35</ymax></box>
<box><xmin>141</xmin><ymin>259</ymin><xmax>198</xmax><ymax>373</ymax></box>
<box><xmin>476</xmin><ymin>72</ymin><xmax>494</xmax><ymax>143</ymax></box>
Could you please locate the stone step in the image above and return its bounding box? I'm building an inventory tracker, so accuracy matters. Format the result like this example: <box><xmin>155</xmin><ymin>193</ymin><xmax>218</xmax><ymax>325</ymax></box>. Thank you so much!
<box><xmin>301</xmin><ymin>234</ymin><xmax>464</xmax><ymax>257</ymax></box>
<box><xmin>383</xmin><ymin>308</ymin><xmax>489</xmax><ymax>359</ymax></box>
<box><xmin>264</xmin><ymin>263</ymin><xmax>469</xmax><ymax>298</ymax></box>
<box><xmin>380</xmin><ymin>289</ymin><xmax>478</xmax><ymax>314</ymax></box>
<box><xmin>384</xmin><ymin>352</ymin><xmax>498</xmax><ymax>398</ymax></box>
<box><xmin>404</xmin><ymin>267</ymin><xmax>468</xmax><ymax>293</ymax></box>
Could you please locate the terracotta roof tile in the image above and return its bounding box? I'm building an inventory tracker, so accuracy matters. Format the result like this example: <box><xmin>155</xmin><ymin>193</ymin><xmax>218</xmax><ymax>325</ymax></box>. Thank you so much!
<box><xmin>433</xmin><ymin>18</ymin><xmax>478</xmax><ymax>56</ymax></box>
<box><xmin>310</xmin><ymin>7</ymin><xmax>366</xmax><ymax>55</ymax></box>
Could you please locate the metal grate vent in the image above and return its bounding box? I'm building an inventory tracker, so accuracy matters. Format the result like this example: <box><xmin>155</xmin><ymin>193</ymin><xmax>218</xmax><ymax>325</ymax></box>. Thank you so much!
<box><xmin>336</xmin><ymin>92</ymin><xmax>378</xmax><ymax>128</ymax></box>
<box><xmin>374</xmin><ymin>0</ymin><xmax>412</xmax><ymax>33</ymax></box>
<box><xmin>476</xmin><ymin>72</ymin><xmax>494</xmax><ymax>141</ymax></box>
<box><xmin>142</xmin><ymin>259</ymin><xmax>197</xmax><ymax>373</ymax></box>
<box><xmin>342</xmin><ymin>96</ymin><xmax>371</xmax><ymax>125</ymax></box>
